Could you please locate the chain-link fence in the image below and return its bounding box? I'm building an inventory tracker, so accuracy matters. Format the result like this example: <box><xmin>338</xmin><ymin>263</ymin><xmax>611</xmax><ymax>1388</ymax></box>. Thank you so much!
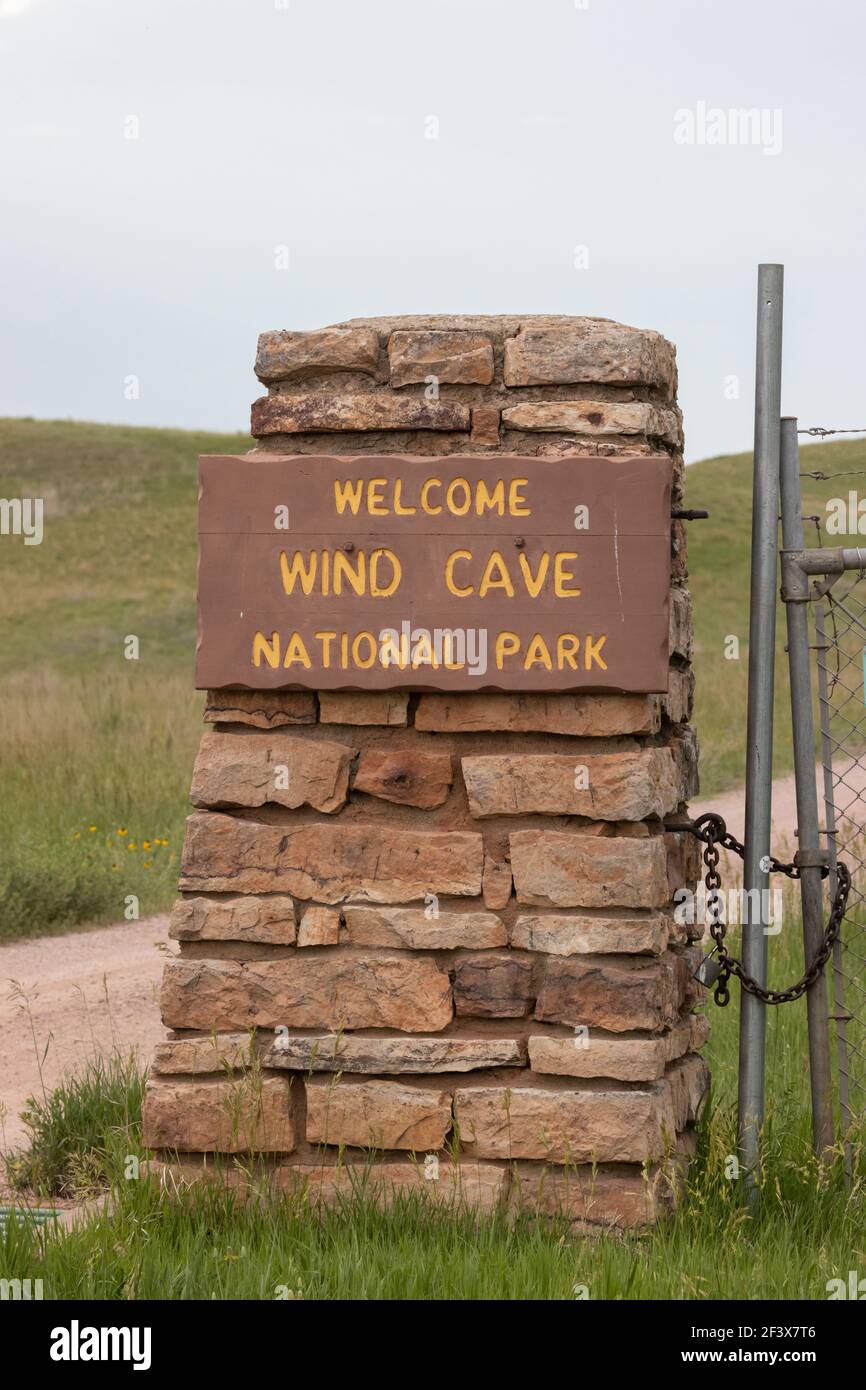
<box><xmin>813</xmin><ymin>581</ymin><xmax>866</xmax><ymax>1174</ymax></box>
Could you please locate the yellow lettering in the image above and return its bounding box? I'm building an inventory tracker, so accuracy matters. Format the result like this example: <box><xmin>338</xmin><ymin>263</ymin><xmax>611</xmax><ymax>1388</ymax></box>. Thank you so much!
<box><xmin>352</xmin><ymin>632</ymin><xmax>377</xmax><ymax>668</ymax></box>
<box><xmin>445</xmin><ymin>550</ymin><xmax>474</xmax><ymax>597</ymax></box>
<box><xmin>315</xmin><ymin>631</ymin><xmax>336</xmax><ymax>668</ymax></box>
<box><xmin>412</xmin><ymin>631</ymin><xmax>435</xmax><ymax>668</ymax></box>
<box><xmin>495</xmin><ymin>632</ymin><xmax>520</xmax><ymax>669</ymax></box>
<box><xmin>556</xmin><ymin>634</ymin><xmax>580</xmax><ymax>669</ymax></box>
<box><xmin>282</xmin><ymin>633</ymin><xmax>311</xmax><ymax>669</ymax></box>
<box><xmin>554</xmin><ymin>551</ymin><xmax>581</xmax><ymax>597</ymax></box>
<box><xmin>252</xmin><ymin>631</ymin><xmax>280</xmax><ymax>668</ymax></box>
<box><xmin>524</xmin><ymin>634</ymin><xmax>552</xmax><ymax>670</ymax></box>
<box><xmin>393</xmin><ymin>479</ymin><xmax>416</xmax><ymax>515</ymax></box>
<box><xmin>518</xmin><ymin>551</ymin><xmax>549</xmax><ymax>598</ymax></box>
<box><xmin>421</xmin><ymin>478</ymin><xmax>442</xmax><ymax>515</ymax></box>
<box><xmin>369</xmin><ymin>548</ymin><xmax>401</xmax><ymax>597</ymax></box>
<box><xmin>280</xmin><ymin>550</ymin><xmax>317</xmax><ymax>596</ymax></box>
<box><xmin>332</xmin><ymin>549</ymin><xmax>367</xmax><ymax>596</ymax></box>
<box><xmin>584</xmin><ymin>634</ymin><xmax>607</xmax><ymax>670</ymax></box>
<box><xmin>475</xmin><ymin>479</ymin><xmax>505</xmax><ymax>516</ymax></box>
<box><xmin>366</xmin><ymin>478</ymin><xmax>388</xmax><ymax>516</ymax></box>
<box><xmin>446</xmin><ymin>477</ymin><xmax>471</xmax><ymax>516</ymax></box>
<box><xmin>479</xmin><ymin>551</ymin><xmax>515</xmax><ymax>598</ymax></box>
<box><xmin>508</xmin><ymin>479</ymin><xmax>531</xmax><ymax>516</ymax></box>
<box><xmin>334</xmin><ymin>479</ymin><xmax>363</xmax><ymax>515</ymax></box>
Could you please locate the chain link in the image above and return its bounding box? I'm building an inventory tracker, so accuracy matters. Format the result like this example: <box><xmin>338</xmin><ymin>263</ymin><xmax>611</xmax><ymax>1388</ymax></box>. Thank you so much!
<box><xmin>683</xmin><ymin>812</ymin><xmax>851</xmax><ymax>1008</ymax></box>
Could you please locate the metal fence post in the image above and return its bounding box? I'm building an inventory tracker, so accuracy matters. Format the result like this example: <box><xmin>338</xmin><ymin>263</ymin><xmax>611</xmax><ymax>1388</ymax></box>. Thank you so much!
<box><xmin>738</xmin><ymin>265</ymin><xmax>784</xmax><ymax>1200</ymax></box>
<box><xmin>779</xmin><ymin>417</ymin><xmax>836</xmax><ymax>1157</ymax></box>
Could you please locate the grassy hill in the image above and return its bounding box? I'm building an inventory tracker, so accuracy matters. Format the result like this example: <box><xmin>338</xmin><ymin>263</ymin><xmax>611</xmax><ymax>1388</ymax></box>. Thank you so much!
<box><xmin>2</xmin><ymin>416</ymin><xmax>865</xmax><ymax>939</ymax></box>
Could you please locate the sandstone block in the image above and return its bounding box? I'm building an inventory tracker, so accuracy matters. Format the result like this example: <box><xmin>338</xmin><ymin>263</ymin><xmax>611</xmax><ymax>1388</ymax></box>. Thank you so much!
<box><xmin>342</xmin><ymin>905</ymin><xmax>506</xmax><ymax>950</ymax></box>
<box><xmin>512</xmin><ymin>1162</ymin><xmax>664</xmax><ymax>1227</ymax></box>
<box><xmin>471</xmin><ymin>405</ymin><xmax>501</xmax><ymax>446</ymax></box>
<box><xmin>285</xmin><ymin>1159</ymin><xmax>507</xmax><ymax>1211</ymax></box>
<box><xmin>503</xmin><ymin>321</ymin><xmax>676</xmax><ymax>394</ymax></box>
<box><xmin>415</xmin><ymin>692</ymin><xmax>659</xmax><ymax>735</ymax></box>
<box><xmin>190</xmin><ymin>731</ymin><xmax>353</xmax><ymax>814</ymax></box>
<box><xmin>665</xmin><ymin>829</ymin><xmax>702</xmax><ymax>901</ymax></box>
<box><xmin>528</xmin><ymin>1016</ymin><xmax>694</xmax><ymax>1083</ymax></box>
<box><xmin>527</xmin><ymin>1033</ymin><xmax>667</xmax><ymax>1083</ymax></box>
<box><xmin>670</xmin><ymin>725</ymin><xmax>700</xmax><ymax>801</ymax></box>
<box><xmin>264</xmin><ymin>1031</ymin><xmax>526</xmax><ymax>1073</ymax></box>
<box><xmin>510</xmin><ymin>912</ymin><xmax>670</xmax><ymax>956</ymax></box>
<box><xmin>169</xmin><ymin>894</ymin><xmax>296</xmax><ymax>945</ymax></box>
<box><xmin>161</xmin><ymin>955</ymin><xmax>452</xmax><ymax>1032</ymax></box>
<box><xmin>482</xmin><ymin>854</ymin><xmax>513</xmax><ymax>910</ymax></box>
<box><xmin>689</xmin><ymin>1012</ymin><xmax>710</xmax><ymax>1051</ymax></box>
<box><xmin>204</xmin><ymin>690</ymin><xmax>316</xmax><ymax>728</ymax></box>
<box><xmin>666</xmin><ymin>1054</ymin><xmax>711</xmax><ymax>1130</ymax></box>
<box><xmin>462</xmin><ymin>749</ymin><xmax>681</xmax><ymax>821</ymax></box>
<box><xmin>533</xmin><ymin>955</ymin><xmax>687</xmax><ymax>1033</ymax></box>
<box><xmin>305</xmin><ymin>1076</ymin><xmax>452</xmax><ymax>1151</ymax></box>
<box><xmin>319</xmin><ymin>691</ymin><xmax>408</xmax><ymax>726</ymax></box>
<box><xmin>179</xmin><ymin>812</ymin><xmax>484</xmax><ymax>903</ymax></box>
<box><xmin>455</xmin><ymin>1084</ymin><xmax>676</xmax><ymax>1163</ymax></box>
<box><xmin>664</xmin><ymin>666</ymin><xmax>695</xmax><ymax>724</ymax></box>
<box><xmin>509</xmin><ymin>829</ymin><xmax>669</xmax><ymax>909</ymax></box>
<box><xmin>388</xmin><ymin>329</ymin><xmax>493</xmax><ymax>386</ymax></box>
<box><xmin>669</xmin><ymin>586</ymin><xmax>693</xmax><ymax>660</ymax></box>
<box><xmin>501</xmin><ymin>400</ymin><xmax>678</xmax><ymax>442</ymax></box>
<box><xmin>255</xmin><ymin>326</ymin><xmax>379</xmax><ymax>383</ymax></box>
<box><xmin>142</xmin><ymin>1075</ymin><xmax>294</xmax><ymax>1153</ymax></box>
<box><xmin>353</xmin><ymin>748</ymin><xmax>452</xmax><ymax>808</ymax></box>
<box><xmin>671</xmin><ymin>518</ymin><xmax>688</xmax><ymax>581</ymax></box>
<box><xmin>151</xmin><ymin>1033</ymin><xmax>254</xmax><ymax>1075</ymax></box>
<box><xmin>251</xmin><ymin>392</ymin><xmax>470</xmax><ymax>436</ymax></box>
<box><xmin>297</xmin><ymin>904</ymin><xmax>341</xmax><ymax>946</ymax></box>
<box><xmin>453</xmin><ymin>953</ymin><xmax>534</xmax><ymax>1018</ymax></box>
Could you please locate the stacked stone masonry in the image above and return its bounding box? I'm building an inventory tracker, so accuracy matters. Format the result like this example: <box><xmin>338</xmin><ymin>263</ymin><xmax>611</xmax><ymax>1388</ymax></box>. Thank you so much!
<box><xmin>144</xmin><ymin>315</ymin><xmax>706</xmax><ymax>1228</ymax></box>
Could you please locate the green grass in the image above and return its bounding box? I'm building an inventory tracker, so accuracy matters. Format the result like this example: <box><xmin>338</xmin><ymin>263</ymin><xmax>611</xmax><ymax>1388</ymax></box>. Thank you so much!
<box><xmin>3</xmin><ymin>1050</ymin><xmax>145</xmax><ymax>1198</ymax></box>
<box><xmin>0</xmin><ymin>418</ymin><xmax>247</xmax><ymax>939</ymax></box>
<box><xmin>686</xmin><ymin>433</ymin><xmax>866</xmax><ymax>794</ymax></box>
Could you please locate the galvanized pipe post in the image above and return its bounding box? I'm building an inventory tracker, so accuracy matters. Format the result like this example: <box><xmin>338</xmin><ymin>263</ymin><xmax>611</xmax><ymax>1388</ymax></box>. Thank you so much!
<box><xmin>738</xmin><ymin>264</ymin><xmax>784</xmax><ymax>1201</ymax></box>
<box><xmin>779</xmin><ymin>418</ymin><xmax>836</xmax><ymax>1157</ymax></box>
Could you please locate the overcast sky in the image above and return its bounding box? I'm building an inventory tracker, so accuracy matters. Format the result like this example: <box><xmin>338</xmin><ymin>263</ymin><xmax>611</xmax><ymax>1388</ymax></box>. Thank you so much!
<box><xmin>2</xmin><ymin>0</ymin><xmax>864</xmax><ymax>461</ymax></box>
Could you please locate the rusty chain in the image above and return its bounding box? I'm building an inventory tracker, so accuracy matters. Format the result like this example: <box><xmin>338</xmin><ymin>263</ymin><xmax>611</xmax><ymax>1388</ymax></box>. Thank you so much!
<box><xmin>682</xmin><ymin>812</ymin><xmax>851</xmax><ymax>1008</ymax></box>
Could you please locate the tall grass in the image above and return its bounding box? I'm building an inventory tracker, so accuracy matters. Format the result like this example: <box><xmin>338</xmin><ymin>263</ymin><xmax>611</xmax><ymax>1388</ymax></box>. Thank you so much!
<box><xmin>0</xmin><ymin>668</ymin><xmax>201</xmax><ymax>939</ymax></box>
<box><xmin>4</xmin><ymin>1051</ymin><xmax>145</xmax><ymax>1197</ymax></box>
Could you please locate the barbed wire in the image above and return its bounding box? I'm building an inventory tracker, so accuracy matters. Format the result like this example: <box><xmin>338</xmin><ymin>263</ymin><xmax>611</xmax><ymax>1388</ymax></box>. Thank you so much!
<box><xmin>801</xmin><ymin>469</ymin><xmax>866</xmax><ymax>480</ymax></box>
<box><xmin>795</xmin><ymin>426</ymin><xmax>866</xmax><ymax>479</ymax></box>
<box><xmin>798</xmin><ymin>427</ymin><xmax>866</xmax><ymax>438</ymax></box>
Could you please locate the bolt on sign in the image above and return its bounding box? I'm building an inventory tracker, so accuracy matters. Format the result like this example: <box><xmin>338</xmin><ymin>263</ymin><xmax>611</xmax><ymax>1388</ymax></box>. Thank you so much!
<box><xmin>197</xmin><ymin>453</ymin><xmax>671</xmax><ymax>692</ymax></box>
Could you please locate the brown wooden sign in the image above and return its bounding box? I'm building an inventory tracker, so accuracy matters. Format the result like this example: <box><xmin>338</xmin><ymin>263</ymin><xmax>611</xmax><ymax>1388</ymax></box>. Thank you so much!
<box><xmin>196</xmin><ymin>454</ymin><xmax>671</xmax><ymax>693</ymax></box>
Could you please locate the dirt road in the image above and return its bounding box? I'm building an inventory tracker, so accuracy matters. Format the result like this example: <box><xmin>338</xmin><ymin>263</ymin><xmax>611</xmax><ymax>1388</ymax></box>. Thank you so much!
<box><xmin>0</xmin><ymin>916</ymin><xmax>173</xmax><ymax>1153</ymax></box>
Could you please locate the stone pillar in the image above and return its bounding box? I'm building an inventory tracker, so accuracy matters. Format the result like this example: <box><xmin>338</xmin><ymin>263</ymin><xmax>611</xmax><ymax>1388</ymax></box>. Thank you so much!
<box><xmin>143</xmin><ymin>315</ymin><xmax>708</xmax><ymax>1228</ymax></box>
